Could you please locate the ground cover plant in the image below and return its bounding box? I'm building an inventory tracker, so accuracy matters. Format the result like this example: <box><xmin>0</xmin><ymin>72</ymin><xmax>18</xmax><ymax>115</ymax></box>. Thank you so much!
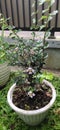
<box><xmin>0</xmin><ymin>72</ymin><xmax>60</xmax><ymax>130</ymax></box>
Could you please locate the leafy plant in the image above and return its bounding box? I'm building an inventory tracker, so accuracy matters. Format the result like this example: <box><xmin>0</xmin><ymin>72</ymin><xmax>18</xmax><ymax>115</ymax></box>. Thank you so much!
<box><xmin>8</xmin><ymin>0</ymin><xmax>58</xmax><ymax>95</ymax></box>
<box><xmin>0</xmin><ymin>13</ymin><xmax>10</xmax><ymax>64</ymax></box>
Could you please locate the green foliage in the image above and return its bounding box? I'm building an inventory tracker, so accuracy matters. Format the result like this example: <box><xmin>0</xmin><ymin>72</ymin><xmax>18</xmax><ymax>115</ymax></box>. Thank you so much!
<box><xmin>36</xmin><ymin>72</ymin><xmax>54</xmax><ymax>83</ymax></box>
<box><xmin>0</xmin><ymin>37</ymin><xmax>10</xmax><ymax>64</ymax></box>
<box><xmin>0</xmin><ymin>13</ymin><xmax>10</xmax><ymax>64</ymax></box>
<box><xmin>8</xmin><ymin>32</ymin><xmax>48</xmax><ymax>71</ymax></box>
<box><xmin>16</xmin><ymin>71</ymin><xmax>27</xmax><ymax>86</ymax></box>
<box><xmin>0</xmin><ymin>13</ymin><xmax>9</xmax><ymax>31</ymax></box>
<box><xmin>8</xmin><ymin>0</ymin><xmax>58</xmax><ymax>86</ymax></box>
<box><xmin>38</xmin><ymin>0</ymin><xmax>55</xmax><ymax>7</ymax></box>
<box><xmin>0</xmin><ymin>124</ymin><xmax>6</xmax><ymax>130</ymax></box>
<box><xmin>32</xmin><ymin>0</ymin><xmax>58</xmax><ymax>30</ymax></box>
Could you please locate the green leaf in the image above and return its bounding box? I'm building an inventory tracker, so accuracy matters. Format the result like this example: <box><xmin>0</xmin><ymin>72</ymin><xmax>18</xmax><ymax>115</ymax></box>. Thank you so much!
<box><xmin>0</xmin><ymin>52</ymin><xmax>5</xmax><ymax>58</ymax></box>
<box><xmin>41</xmin><ymin>15</ymin><xmax>47</xmax><ymax>20</ymax></box>
<box><xmin>31</xmin><ymin>11</ymin><xmax>38</xmax><ymax>16</ymax></box>
<box><xmin>40</xmin><ymin>25</ymin><xmax>45</xmax><ymax>30</ymax></box>
<box><xmin>32</xmin><ymin>1</ymin><xmax>36</xmax><ymax>8</ymax></box>
<box><xmin>50</xmin><ymin>10</ymin><xmax>58</xmax><ymax>16</ymax></box>
<box><xmin>32</xmin><ymin>18</ymin><xmax>36</xmax><ymax>24</ymax></box>
<box><xmin>50</xmin><ymin>0</ymin><xmax>55</xmax><ymax>6</ymax></box>
<box><xmin>0</xmin><ymin>124</ymin><xmax>6</xmax><ymax>130</ymax></box>
<box><xmin>36</xmin><ymin>72</ymin><xmax>54</xmax><ymax>83</ymax></box>
<box><xmin>42</xmin><ymin>8</ymin><xmax>49</xmax><ymax>14</ymax></box>
<box><xmin>39</xmin><ymin>0</ymin><xmax>55</xmax><ymax>7</ymax></box>
<box><xmin>48</xmin><ymin>16</ymin><xmax>52</xmax><ymax>22</ymax></box>
<box><xmin>38</xmin><ymin>0</ymin><xmax>46</xmax><ymax>5</ymax></box>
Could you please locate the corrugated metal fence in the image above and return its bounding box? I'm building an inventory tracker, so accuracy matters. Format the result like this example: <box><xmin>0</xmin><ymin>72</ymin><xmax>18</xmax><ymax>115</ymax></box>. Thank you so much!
<box><xmin>0</xmin><ymin>0</ymin><xmax>60</xmax><ymax>34</ymax></box>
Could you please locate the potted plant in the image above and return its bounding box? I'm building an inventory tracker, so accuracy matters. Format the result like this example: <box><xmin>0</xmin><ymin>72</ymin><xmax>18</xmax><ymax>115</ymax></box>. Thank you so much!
<box><xmin>7</xmin><ymin>0</ymin><xmax>58</xmax><ymax>125</ymax></box>
<box><xmin>0</xmin><ymin>14</ymin><xmax>10</xmax><ymax>87</ymax></box>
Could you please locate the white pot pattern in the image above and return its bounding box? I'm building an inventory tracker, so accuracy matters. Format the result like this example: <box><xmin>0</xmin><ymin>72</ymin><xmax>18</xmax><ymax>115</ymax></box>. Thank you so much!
<box><xmin>0</xmin><ymin>62</ymin><xmax>10</xmax><ymax>86</ymax></box>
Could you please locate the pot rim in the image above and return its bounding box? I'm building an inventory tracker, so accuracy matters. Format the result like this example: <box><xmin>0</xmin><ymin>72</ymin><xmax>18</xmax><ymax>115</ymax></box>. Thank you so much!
<box><xmin>0</xmin><ymin>62</ymin><xmax>8</xmax><ymax>67</ymax></box>
<box><xmin>7</xmin><ymin>79</ymin><xmax>56</xmax><ymax>115</ymax></box>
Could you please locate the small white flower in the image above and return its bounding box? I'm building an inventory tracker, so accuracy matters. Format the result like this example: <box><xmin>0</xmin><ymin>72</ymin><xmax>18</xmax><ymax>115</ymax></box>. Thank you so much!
<box><xmin>32</xmin><ymin>2</ymin><xmax>35</xmax><ymax>8</ymax></box>
<box><xmin>28</xmin><ymin>91</ymin><xmax>35</xmax><ymax>98</ymax></box>
<box><xmin>26</xmin><ymin>67</ymin><xmax>35</xmax><ymax>74</ymax></box>
<box><xmin>15</xmin><ymin>47</ymin><xmax>18</xmax><ymax>51</ymax></box>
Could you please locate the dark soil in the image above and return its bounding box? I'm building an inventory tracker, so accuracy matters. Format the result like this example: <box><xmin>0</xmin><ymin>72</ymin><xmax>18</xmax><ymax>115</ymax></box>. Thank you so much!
<box><xmin>12</xmin><ymin>83</ymin><xmax>52</xmax><ymax>110</ymax></box>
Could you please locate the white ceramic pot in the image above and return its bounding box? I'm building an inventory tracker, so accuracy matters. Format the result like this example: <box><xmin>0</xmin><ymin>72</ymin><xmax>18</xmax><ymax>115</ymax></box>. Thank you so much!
<box><xmin>0</xmin><ymin>62</ymin><xmax>10</xmax><ymax>87</ymax></box>
<box><xmin>7</xmin><ymin>79</ymin><xmax>56</xmax><ymax>126</ymax></box>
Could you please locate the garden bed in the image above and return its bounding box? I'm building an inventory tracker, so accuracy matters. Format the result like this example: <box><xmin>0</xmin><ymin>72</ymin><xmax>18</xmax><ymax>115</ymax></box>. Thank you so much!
<box><xmin>0</xmin><ymin>72</ymin><xmax>60</xmax><ymax>130</ymax></box>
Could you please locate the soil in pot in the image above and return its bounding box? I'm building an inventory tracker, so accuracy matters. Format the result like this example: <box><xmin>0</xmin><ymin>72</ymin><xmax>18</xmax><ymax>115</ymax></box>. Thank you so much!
<box><xmin>12</xmin><ymin>82</ymin><xmax>52</xmax><ymax>110</ymax></box>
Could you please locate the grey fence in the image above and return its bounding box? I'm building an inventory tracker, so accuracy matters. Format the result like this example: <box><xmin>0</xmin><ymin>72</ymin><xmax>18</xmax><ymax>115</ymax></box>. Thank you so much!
<box><xmin>0</xmin><ymin>0</ymin><xmax>60</xmax><ymax>35</ymax></box>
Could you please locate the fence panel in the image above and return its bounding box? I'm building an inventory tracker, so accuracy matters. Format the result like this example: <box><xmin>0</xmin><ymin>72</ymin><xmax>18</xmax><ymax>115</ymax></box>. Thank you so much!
<box><xmin>0</xmin><ymin>0</ymin><xmax>60</xmax><ymax>32</ymax></box>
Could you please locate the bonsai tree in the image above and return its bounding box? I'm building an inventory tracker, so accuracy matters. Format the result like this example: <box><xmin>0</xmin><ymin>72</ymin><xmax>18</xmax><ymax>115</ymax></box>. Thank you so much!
<box><xmin>8</xmin><ymin>0</ymin><xmax>58</xmax><ymax>77</ymax></box>
<box><xmin>7</xmin><ymin>0</ymin><xmax>58</xmax><ymax>125</ymax></box>
<box><xmin>7</xmin><ymin>0</ymin><xmax>57</xmax><ymax>109</ymax></box>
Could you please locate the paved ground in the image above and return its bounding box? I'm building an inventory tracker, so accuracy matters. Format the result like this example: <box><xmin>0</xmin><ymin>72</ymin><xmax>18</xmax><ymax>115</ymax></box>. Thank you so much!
<box><xmin>0</xmin><ymin>31</ymin><xmax>60</xmax><ymax>39</ymax></box>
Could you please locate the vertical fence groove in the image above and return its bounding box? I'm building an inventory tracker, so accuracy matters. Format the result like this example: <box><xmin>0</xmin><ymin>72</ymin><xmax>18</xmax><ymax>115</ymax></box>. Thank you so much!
<box><xmin>5</xmin><ymin>0</ymin><xmax>8</xmax><ymax>18</ymax></box>
<box><xmin>29</xmin><ymin>0</ymin><xmax>31</xmax><ymax>27</ymax></box>
<box><xmin>49</xmin><ymin>7</ymin><xmax>51</xmax><ymax>28</ymax></box>
<box><xmin>5</xmin><ymin>0</ymin><xmax>9</xmax><ymax>24</ymax></box>
<box><xmin>42</xmin><ymin>3</ymin><xmax>44</xmax><ymax>25</ymax></box>
<box><xmin>55</xmin><ymin>0</ymin><xmax>59</xmax><ymax>28</ymax></box>
<box><xmin>10</xmin><ymin>0</ymin><xmax>14</xmax><ymax>26</ymax></box>
<box><xmin>16</xmin><ymin>0</ymin><xmax>20</xmax><ymax>27</ymax></box>
<box><xmin>22</xmin><ymin>0</ymin><xmax>25</xmax><ymax>27</ymax></box>
<box><xmin>35</xmin><ymin>0</ymin><xmax>37</xmax><ymax>25</ymax></box>
<box><xmin>48</xmin><ymin>7</ymin><xmax>54</xmax><ymax>36</ymax></box>
<box><xmin>0</xmin><ymin>1</ymin><xmax>2</xmax><ymax>13</ymax></box>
